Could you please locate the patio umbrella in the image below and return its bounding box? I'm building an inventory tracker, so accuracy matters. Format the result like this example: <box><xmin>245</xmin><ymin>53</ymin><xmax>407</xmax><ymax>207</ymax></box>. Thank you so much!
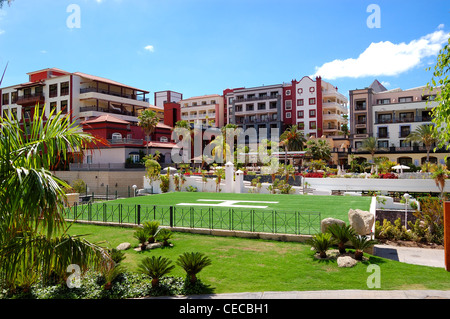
<box><xmin>392</xmin><ymin>164</ymin><xmax>410</xmax><ymax>174</ymax></box>
<box><xmin>162</xmin><ymin>167</ymin><xmax>178</xmax><ymax>174</ymax></box>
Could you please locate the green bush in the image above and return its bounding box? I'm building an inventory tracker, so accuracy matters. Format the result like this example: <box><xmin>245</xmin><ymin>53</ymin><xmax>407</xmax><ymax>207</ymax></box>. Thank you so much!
<box><xmin>176</xmin><ymin>252</ymin><xmax>212</xmax><ymax>284</ymax></box>
<box><xmin>137</xmin><ymin>256</ymin><xmax>175</xmax><ymax>288</ymax></box>
<box><xmin>307</xmin><ymin>233</ymin><xmax>333</xmax><ymax>258</ymax></box>
<box><xmin>160</xmin><ymin>175</ymin><xmax>170</xmax><ymax>193</ymax></box>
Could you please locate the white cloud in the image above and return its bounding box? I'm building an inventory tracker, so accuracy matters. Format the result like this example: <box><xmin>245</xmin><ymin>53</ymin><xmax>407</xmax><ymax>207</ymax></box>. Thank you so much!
<box><xmin>0</xmin><ymin>30</ymin><xmax>4</xmax><ymax>35</ymax></box>
<box><xmin>144</xmin><ymin>45</ymin><xmax>155</xmax><ymax>53</ymax></box>
<box><xmin>381</xmin><ymin>81</ymin><xmax>390</xmax><ymax>87</ymax></box>
<box><xmin>313</xmin><ymin>29</ymin><xmax>449</xmax><ymax>80</ymax></box>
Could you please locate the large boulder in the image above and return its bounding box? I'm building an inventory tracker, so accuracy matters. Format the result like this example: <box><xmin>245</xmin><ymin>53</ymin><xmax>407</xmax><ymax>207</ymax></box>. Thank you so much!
<box><xmin>337</xmin><ymin>256</ymin><xmax>357</xmax><ymax>268</ymax></box>
<box><xmin>116</xmin><ymin>242</ymin><xmax>131</xmax><ymax>251</ymax></box>
<box><xmin>348</xmin><ymin>209</ymin><xmax>374</xmax><ymax>235</ymax></box>
<box><xmin>321</xmin><ymin>218</ymin><xmax>346</xmax><ymax>233</ymax></box>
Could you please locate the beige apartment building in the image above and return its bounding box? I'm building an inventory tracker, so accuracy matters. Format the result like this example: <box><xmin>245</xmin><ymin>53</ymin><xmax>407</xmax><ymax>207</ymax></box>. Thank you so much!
<box><xmin>179</xmin><ymin>94</ymin><xmax>225</xmax><ymax>128</ymax></box>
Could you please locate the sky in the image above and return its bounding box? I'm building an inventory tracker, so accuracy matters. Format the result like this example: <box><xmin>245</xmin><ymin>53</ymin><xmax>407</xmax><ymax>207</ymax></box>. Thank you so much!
<box><xmin>0</xmin><ymin>0</ymin><xmax>449</xmax><ymax>103</ymax></box>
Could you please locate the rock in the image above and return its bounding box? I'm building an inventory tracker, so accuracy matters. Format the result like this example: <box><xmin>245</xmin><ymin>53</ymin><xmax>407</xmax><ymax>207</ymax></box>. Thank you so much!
<box><xmin>116</xmin><ymin>242</ymin><xmax>131</xmax><ymax>251</ymax></box>
<box><xmin>321</xmin><ymin>218</ymin><xmax>346</xmax><ymax>233</ymax></box>
<box><xmin>337</xmin><ymin>256</ymin><xmax>357</xmax><ymax>268</ymax></box>
<box><xmin>348</xmin><ymin>209</ymin><xmax>374</xmax><ymax>235</ymax></box>
<box><xmin>146</xmin><ymin>242</ymin><xmax>163</xmax><ymax>250</ymax></box>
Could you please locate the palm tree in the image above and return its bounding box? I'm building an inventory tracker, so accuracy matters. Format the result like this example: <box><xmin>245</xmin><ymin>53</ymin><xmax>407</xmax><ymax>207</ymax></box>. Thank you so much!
<box><xmin>176</xmin><ymin>252</ymin><xmax>212</xmax><ymax>284</ymax></box>
<box><xmin>431</xmin><ymin>164</ymin><xmax>448</xmax><ymax>199</ymax></box>
<box><xmin>361</xmin><ymin>136</ymin><xmax>378</xmax><ymax>163</ymax></box>
<box><xmin>0</xmin><ymin>107</ymin><xmax>112</xmax><ymax>290</ymax></box>
<box><xmin>351</xmin><ymin>235</ymin><xmax>377</xmax><ymax>261</ymax></box>
<box><xmin>307</xmin><ymin>233</ymin><xmax>333</xmax><ymax>258</ymax></box>
<box><xmin>138</xmin><ymin>109</ymin><xmax>160</xmax><ymax>156</ymax></box>
<box><xmin>143</xmin><ymin>221</ymin><xmax>160</xmax><ymax>243</ymax></box>
<box><xmin>280</xmin><ymin>125</ymin><xmax>306</xmax><ymax>167</ymax></box>
<box><xmin>326</xmin><ymin>224</ymin><xmax>356</xmax><ymax>254</ymax></box>
<box><xmin>306</xmin><ymin>139</ymin><xmax>331</xmax><ymax>162</ymax></box>
<box><xmin>138</xmin><ymin>256</ymin><xmax>175</xmax><ymax>288</ymax></box>
<box><xmin>406</xmin><ymin>124</ymin><xmax>439</xmax><ymax>163</ymax></box>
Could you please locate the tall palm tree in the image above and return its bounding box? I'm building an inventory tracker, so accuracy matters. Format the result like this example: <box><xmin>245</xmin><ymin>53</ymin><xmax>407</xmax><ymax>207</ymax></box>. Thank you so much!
<box><xmin>0</xmin><ymin>107</ymin><xmax>112</xmax><ymax>290</ymax></box>
<box><xmin>280</xmin><ymin>125</ymin><xmax>306</xmax><ymax>167</ymax></box>
<box><xmin>138</xmin><ymin>109</ymin><xmax>160</xmax><ymax>156</ymax></box>
<box><xmin>361</xmin><ymin>136</ymin><xmax>378</xmax><ymax>163</ymax></box>
<box><xmin>306</xmin><ymin>139</ymin><xmax>331</xmax><ymax>162</ymax></box>
<box><xmin>406</xmin><ymin>124</ymin><xmax>439</xmax><ymax>163</ymax></box>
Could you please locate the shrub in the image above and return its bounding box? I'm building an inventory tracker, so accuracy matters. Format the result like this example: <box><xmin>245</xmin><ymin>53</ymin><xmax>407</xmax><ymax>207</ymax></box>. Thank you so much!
<box><xmin>307</xmin><ymin>233</ymin><xmax>333</xmax><ymax>258</ymax></box>
<box><xmin>160</xmin><ymin>175</ymin><xmax>170</xmax><ymax>193</ymax></box>
<box><xmin>351</xmin><ymin>235</ymin><xmax>377</xmax><ymax>260</ymax></box>
<box><xmin>176</xmin><ymin>252</ymin><xmax>212</xmax><ymax>284</ymax></box>
<box><xmin>326</xmin><ymin>224</ymin><xmax>356</xmax><ymax>254</ymax></box>
<box><xmin>108</xmin><ymin>248</ymin><xmax>126</xmax><ymax>264</ymax></box>
<box><xmin>72</xmin><ymin>179</ymin><xmax>87</xmax><ymax>193</ymax></box>
<box><xmin>143</xmin><ymin>221</ymin><xmax>160</xmax><ymax>243</ymax></box>
<box><xmin>133</xmin><ymin>228</ymin><xmax>148</xmax><ymax>250</ymax></box>
<box><xmin>137</xmin><ymin>256</ymin><xmax>175</xmax><ymax>288</ymax></box>
<box><xmin>156</xmin><ymin>228</ymin><xmax>173</xmax><ymax>247</ymax></box>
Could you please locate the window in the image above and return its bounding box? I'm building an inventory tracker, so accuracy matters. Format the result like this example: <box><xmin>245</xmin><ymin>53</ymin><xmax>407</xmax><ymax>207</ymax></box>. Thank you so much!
<box><xmin>259</xmin><ymin>92</ymin><xmax>267</xmax><ymax>98</ymax></box>
<box><xmin>309</xmin><ymin>110</ymin><xmax>316</xmax><ymax>117</ymax></box>
<box><xmin>297</xmin><ymin>99</ymin><xmax>304</xmax><ymax>106</ymax></box>
<box><xmin>286</xmin><ymin>112</ymin><xmax>291</xmax><ymax>119</ymax></box>
<box><xmin>202</xmin><ymin>101</ymin><xmax>207</xmax><ymax>105</ymax></box>
<box><xmin>160</xmin><ymin>136</ymin><xmax>168</xmax><ymax>142</ymax></box>
<box><xmin>378</xmin><ymin>140</ymin><xmax>389</xmax><ymax>149</ymax></box>
<box><xmin>285</xmin><ymin>90</ymin><xmax>291</xmax><ymax>96</ymax></box>
<box><xmin>2</xmin><ymin>93</ymin><xmax>9</xmax><ymax>105</ymax></box>
<box><xmin>246</xmin><ymin>104</ymin><xmax>254</xmax><ymax>111</ymax></box>
<box><xmin>398</xmin><ymin>97</ymin><xmax>413</xmax><ymax>103</ymax></box>
<box><xmin>112</xmin><ymin>133</ymin><xmax>122</xmax><ymax>140</ymax></box>
<box><xmin>285</xmin><ymin>100</ymin><xmax>292</xmax><ymax>110</ymax></box>
<box><xmin>11</xmin><ymin>92</ymin><xmax>18</xmax><ymax>104</ymax></box>
<box><xmin>309</xmin><ymin>87</ymin><xmax>315</xmax><ymax>93</ymax></box>
<box><xmin>309</xmin><ymin>121</ymin><xmax>316</xmax><ymax>129</ymax></box>
<box><xmin>377</xmin><ymin>99</ymin><xmax>390</xmax><ymax>105</ymax></box>
<box><xmin>210</xmin><ymin>100</ymin><xmax>216</xmax><ymax>104</ymax></box>
<box><xmin>86</xmin><ymin>155</ymin><xmax>93</xmax><ymax>164</ymax></box>
<box><xmin>269</xmin><ymin>101</ymin><xmax>277</xmax><ymax>109</ymax></box>
<box><xmin>61</xmin><ymin>100</ymin><xmax>68</xmax><ymax>114</ymax></box>
<box><xmin>270</xmin><ymin>91</ymin><xmax>278</xmax><ymax>97</ymax></box>
<box><xmin>49</xmin><ymin>84</ymin><xmax>58</xmax><ymax>98</ymax></box>
<box><xmin>400</xmin><ymin>140</ymin><xmax>411</xmax><ymax>147</ymax></box>
<box><xmin>355</xmin><ymin>100</ymin><xmax>366</xmax><ymax>111</ymax></box>
<box><xmin>378</xmin><ymin>127</ymin><xmax>388</xmax><ymax>138</ymax></box>
<box><xmin>258</xmin><ymin>103</ymin><xmax>266</xmax><ymax>110</ymax></box>
<box><xmin>297</xmin><ymin>110</ymin><xmax>304</xmax><ymax>118</ymax></box>
<box><xmin>298</xmin><ymin>122</ymin><xmax>304</xmax><ymax>130</ymax></box>
<box><xmin>357</xmin><ymin>115</ymin><xmax>366</xmax><ymax>124</ymax></box>
<box><xmin>377</xmin><ymin>113</ymin><xmax>392</xmax><ymax>124</ymax></box>
<box><xmin>309</xmin><ymin>98</ymin><xmax>316</xmax><ymax>105</ymax></box>
<box><xmin>399</xmin><ymin>112</ymin><xmax>414</xmax><ymax>123</ymax></box>
<box><xmin>24</xmin><ymin>88</ymin><xmax>31</xmax><ymax>98</ymax></box>
<box><xmin>130</xmin><ymin>154</ymin><xmax>140</xmax><ymax>164</ymax></box>
<box><xmin>400</xmin><ymin>126</ymin><xmax>410</xmax><ymax>138</ymax></box>
<box><xmin>60</xmin><ymin>82</ymin><xmax>69</xmax><ymax>96</ymax></box>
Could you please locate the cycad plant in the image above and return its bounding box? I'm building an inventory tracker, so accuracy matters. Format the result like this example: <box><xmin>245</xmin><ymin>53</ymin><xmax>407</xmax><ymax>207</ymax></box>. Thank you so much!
<box><xmin>307</xmin><ymin>233</ymin><xmax>333</xmax><ymax>258</ymax></box>
<box><xmin>351</xmin><ymin>235</ymin><xmax>377</xmax><ymax>260</ymax></box>
<box><xmin>0</xmin><ymin>107</ymin><xmax>112</xmax><ymax>291</ymax></box>
<box><xmin>156</xmin><ymin>228</ymin><xmax>173</xmax><ymax>247</ymax></box>
<box><xmin>326</xmin><ymin>224</ymin><xmax>356</xmax><ymax>254</ymax></box>
<box><xmin>143</xmin><ymin>221</ymin><xmax>160</xmax><ymax>243</ymax></box>
<box><xmin>176</xmin><ymin>252</ymin><xmax>212</xmax><ymax>284</ymax></box>
<box><xmin>133</xmin><ymin>228</ymin><xmax>148</xmax><ymax>251</ymax></box>
<box><xmin>138</xmin><ymin>256</ymin><xmax>175</xmax><ymax>288</ymax></box>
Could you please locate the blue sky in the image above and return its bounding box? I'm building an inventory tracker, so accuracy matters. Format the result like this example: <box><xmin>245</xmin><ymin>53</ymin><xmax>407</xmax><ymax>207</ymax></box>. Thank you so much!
<box><xmin>0</xmin><ymin>0</ymin><xmax>449</xmax><ymax>102</ymax></box>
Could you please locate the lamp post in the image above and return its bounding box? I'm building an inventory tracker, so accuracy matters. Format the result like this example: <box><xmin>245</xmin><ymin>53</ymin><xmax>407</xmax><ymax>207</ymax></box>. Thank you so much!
<box><xmin>403</xmin><ymin>193</ymin><xmax>410</xmax><ymax>228</ymax></box>
<box><xmin>132</xmin><ymin>185</ymin><xmax>137</xmax><ymax>197</ymax></box>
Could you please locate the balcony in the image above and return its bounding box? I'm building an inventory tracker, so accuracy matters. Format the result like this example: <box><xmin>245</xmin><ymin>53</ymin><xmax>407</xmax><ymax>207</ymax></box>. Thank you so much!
<box><xmin>15</xmin><ymin>93</ymin><xmax>45</xmax><ymax>106</ymax></box>
<box><xmin>79</xmin><ymin>88</ymin><xmax>149</xmax><ymax>108</ymax></box>
<box><xmin>108</xmin><ymin>138</ymin><xmax>144</xmax><ymax>146</ymax></box>
<box><xmin>374</xmin><ymin>116</ymin><xmax>433</xmax><ymax>124</ymax></box>
<box><xmin>235</xmin><ymin>94</ymin><xmax>280</xmax><ymax>103</ymax></box>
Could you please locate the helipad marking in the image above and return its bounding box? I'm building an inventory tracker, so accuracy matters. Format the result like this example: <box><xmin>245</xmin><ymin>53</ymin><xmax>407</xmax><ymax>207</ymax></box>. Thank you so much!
<box><xmin>176</xmin><ymin>199</ymin><xmax>279</xmax><ymax>209</ymax></box>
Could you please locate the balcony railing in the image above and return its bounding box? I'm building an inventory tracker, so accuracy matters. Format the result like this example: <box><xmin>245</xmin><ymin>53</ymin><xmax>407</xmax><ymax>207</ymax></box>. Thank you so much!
<box><xmin>15</xmin><ymin>93</ymin><xmax>45</xmax><ymax>105</ymax></box>
<box><xmin>235</xmin><ymin>94</ymin><xmax>280</xmax><ymax>103</ymax></box>
<box><xmin>79</xmin><ymin>106</ymin><xmax>137</xmax><ymax>117</ymax></box>
<box><xmin>80</xmin><ymin>87</ymin><xmax>148</xmax><ymax>102</ymax></box>
<box><xmin>108</xmin><ymin>138</ymin><xmax>144</xmax><ymax>145</ymax></box>
<box><xmin>375</xmin><ymin>116</ymin><xmax>433</xmax><ymax>124</ymax></box>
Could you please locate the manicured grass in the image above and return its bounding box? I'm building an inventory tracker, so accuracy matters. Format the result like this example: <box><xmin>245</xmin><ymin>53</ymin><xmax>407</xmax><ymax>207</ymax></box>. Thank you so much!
<box><xmin>67</xmin><ymin>193</ymin><xmax>371</xmax><ymax>235</ymax></box>
<box><xmin>107</xmin><ymin>192</ymin><xmax>372</xmax><ymax>222</ymax></box>
<box><xmin>67</xmin><ymin>223</ymin><xmax>450</xmax><ymax>294</ymax></box>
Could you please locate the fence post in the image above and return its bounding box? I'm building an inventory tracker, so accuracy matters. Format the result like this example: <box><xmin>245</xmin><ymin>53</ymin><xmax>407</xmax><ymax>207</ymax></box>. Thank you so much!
<box><xmin>103</xmin><ymin>203</ymin><xmax>107</xmax><ymax>222</ymax></box>
<box><xmin>444</xmin><ymin>202</ymin><xmax>450</xmax><ymax>272</ymax></box>
<box><xmin>170</xmin><ymin>206</ymin><xmax>174</xmax><ymax>228</ymax></box>
<box><xmin>137</xmin><ymin>205</ymin><xmax>141</xmax><ymax>225</ymax></box>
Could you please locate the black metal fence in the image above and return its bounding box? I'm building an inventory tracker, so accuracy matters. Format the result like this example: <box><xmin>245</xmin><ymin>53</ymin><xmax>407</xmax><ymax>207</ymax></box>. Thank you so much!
<box><xmin>65</xmin><ymin>203</ymin><xmax>321</xmax><ymax>235</ymax></box>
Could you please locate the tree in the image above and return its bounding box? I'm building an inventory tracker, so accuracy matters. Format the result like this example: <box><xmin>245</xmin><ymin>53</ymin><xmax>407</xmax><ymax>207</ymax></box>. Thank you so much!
<box><xmin>0</xmin><ymin>0</ymin><xmax>13</xmax><ymax>8</ymax></box>
<box><xmin>280</xmin><ymin>125</ymin><xmax>306</xmax><ymax>167</ymax></box>
<box><xmin>145</xmin><ymin>159</ymin><xmax>161</xmax><ymax>194</ymax></box>
<box><xmin>138</xmin><ymin>109</ymin><xmax>160</xmax><ymax>156</ymax></box>
<box><xmin>427</xmin><ymin>35</ymin><xmax>450</xmax><ymax>149</ymax></box>
<box><xmin>361</xmin><ymin>136</ymin><xmax>378</xmax><ymax>163</ymax></box>
<box><xmin>306</xmin><ymin>139</ymin><xmax>331</xmax><ymax>162</ymax></box>
<box><xmin>0</xmin><ymin>107</ymin><xmax>112</xmax><ymax>290</ymax></box>
<box><xmin>405</xmin><ymin>124</ymin><xmax>440</xmax><ymax>163</ymax></box>
<box><xmin>431</xmin><ymin>164</ymin><xmax>448</xmax><ymax>199</ymax></box>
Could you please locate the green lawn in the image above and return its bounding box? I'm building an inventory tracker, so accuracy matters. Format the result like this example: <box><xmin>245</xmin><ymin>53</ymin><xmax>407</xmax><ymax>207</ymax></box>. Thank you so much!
<box><xmin>67</xmin><ymin>193</ymin><xmax>372</xmax><ymax>235</ymax></box>
<box><xmin>67</xmin><ymin>223</ymin><xmax>450</xmax><ymax>294</ymax></box>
